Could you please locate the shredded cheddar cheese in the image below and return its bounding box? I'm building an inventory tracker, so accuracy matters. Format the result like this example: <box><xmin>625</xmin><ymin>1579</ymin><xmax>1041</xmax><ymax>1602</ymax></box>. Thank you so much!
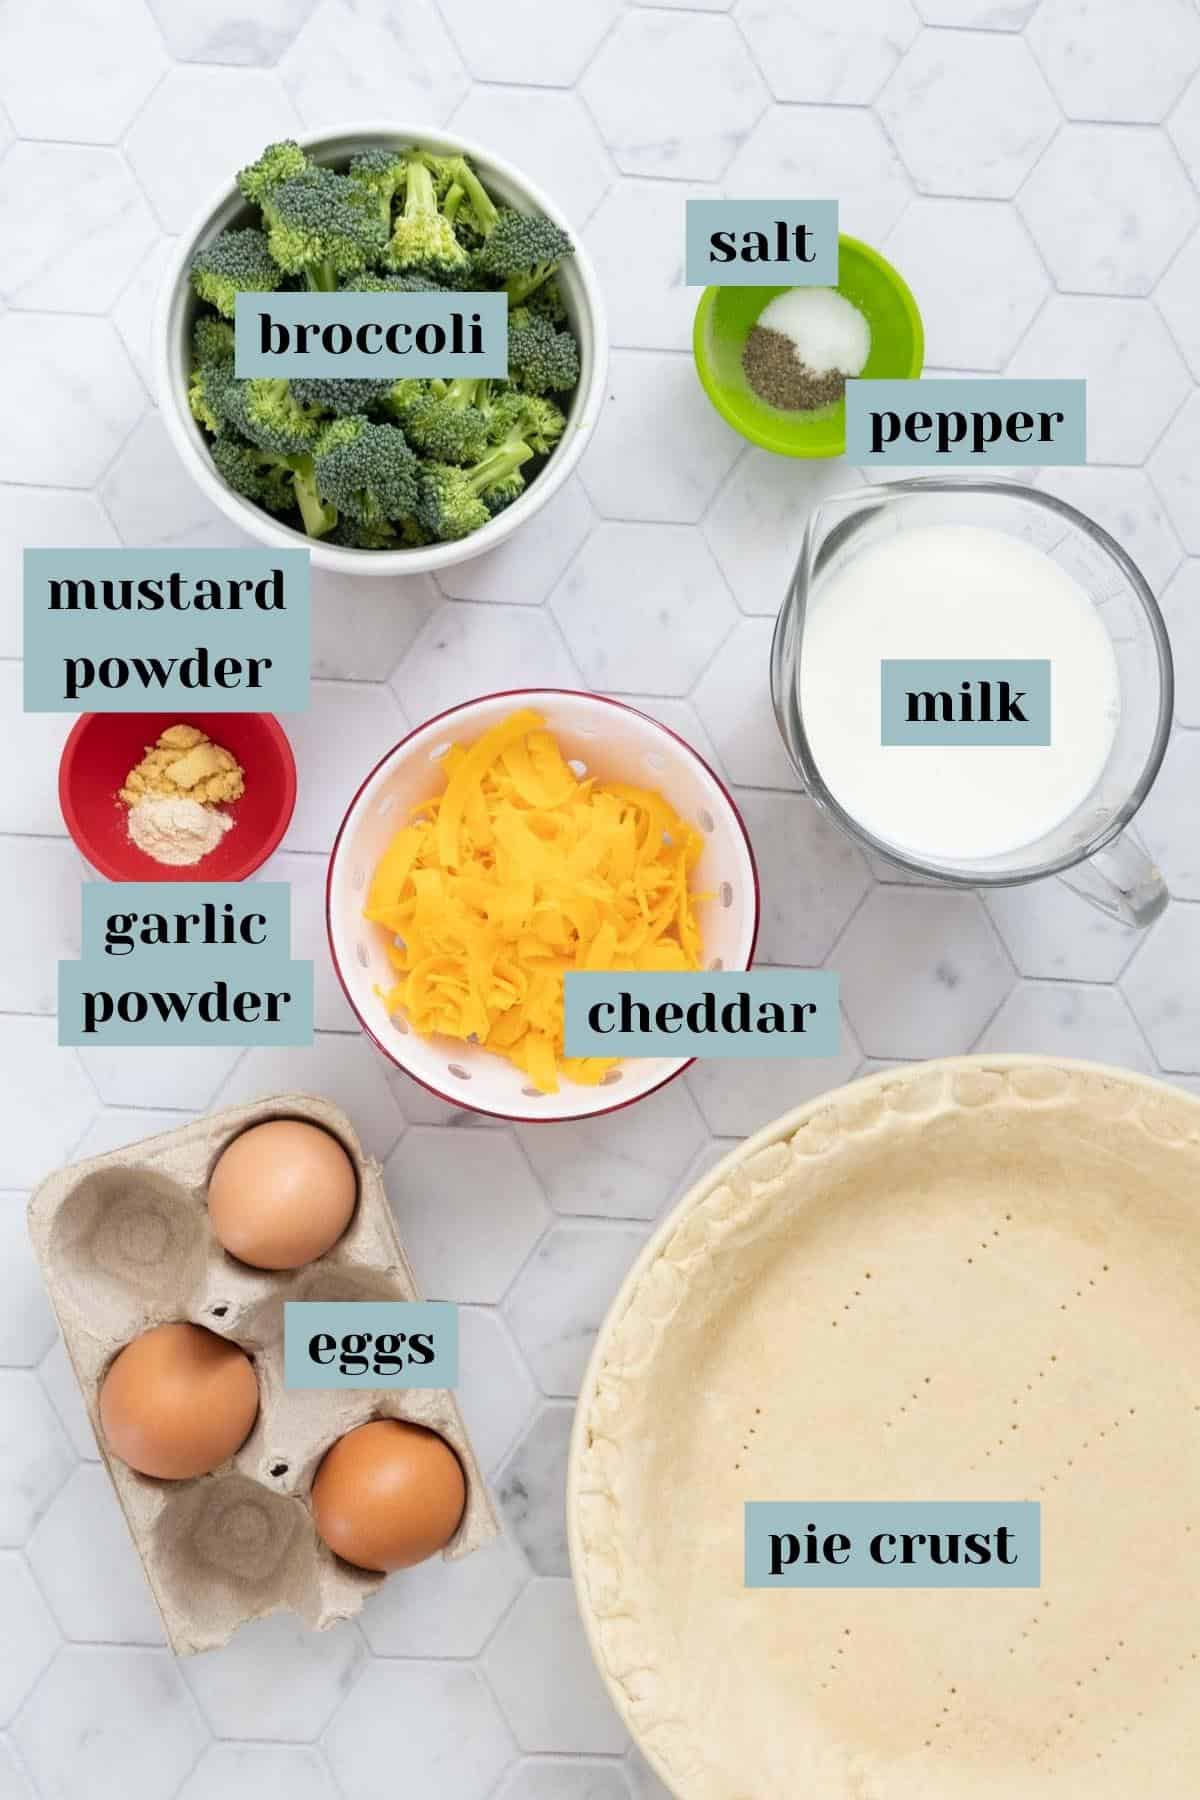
<box><xmin>364</xmin><ymin>708</ymin><xmax>707</xmax><ymax>1093</ymax></box>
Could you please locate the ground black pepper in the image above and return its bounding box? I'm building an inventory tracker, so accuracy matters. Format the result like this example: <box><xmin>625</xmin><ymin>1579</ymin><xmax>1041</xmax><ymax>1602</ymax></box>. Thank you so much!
<box><xmin>741</xmin><ymin>324</ymin><xmax>846</xmax><ymax>412</ymax></box>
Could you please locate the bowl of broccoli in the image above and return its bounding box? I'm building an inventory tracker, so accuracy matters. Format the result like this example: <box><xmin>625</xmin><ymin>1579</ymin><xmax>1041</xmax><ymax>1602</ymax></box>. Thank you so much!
<box><xmin>157</xmin><ymin>126</ymin><xmax>608</xmax><ymax>575</ymax></box>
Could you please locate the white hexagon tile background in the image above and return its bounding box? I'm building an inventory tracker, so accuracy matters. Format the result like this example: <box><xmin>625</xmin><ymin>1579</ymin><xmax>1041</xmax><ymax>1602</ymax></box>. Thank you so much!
<box><xmin>2</xmin><ymin>0</ymin><xmax>1200</xmax><ymax>1796</ymax></box>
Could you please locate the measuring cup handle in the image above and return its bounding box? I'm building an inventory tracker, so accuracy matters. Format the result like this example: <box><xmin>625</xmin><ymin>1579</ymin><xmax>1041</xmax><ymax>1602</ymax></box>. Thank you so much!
<box><xmin>1055</xmin><ymin>826</ymin><xmax>1168</xmax><ymax>928</ymax></box>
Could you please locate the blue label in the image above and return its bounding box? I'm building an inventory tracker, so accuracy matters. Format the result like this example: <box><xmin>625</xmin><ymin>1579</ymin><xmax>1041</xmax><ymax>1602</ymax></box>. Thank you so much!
<box><xmin>881</xmin><ymin>659</ymin><xmax>1051</xmax><ymax>745</ymax></box>
<box><xmin>563</xmin><ymin>970</ymin><xmax>839</xmax><ymax>1058</ymax></box>
<box><xmin>745</xmin><ymin>1503</ymin><xmax>1041</xmax><ymax>1588</ymax></box>
<box><xmin>23</xmin><ymin>548</ymin><xmax>310</xmax><ymax>713</ymax></box>
<box><xmin>844</xmin><ymin>378</ymin><xmax>1086</xmax><ymax>465</ymax></box>
<box><xmin>686</xmin><ymin>199</ymin><xmax>838</xmax><ymax>286</ymax></box>
<box><xmin>235</xmin><ymin>291</ymin><xmax>509</xmax><ymax>377</ymax></box>
<box><xmin>58</xmin><ymin>883</ymin><xmax>313</xmax><ymax>1047</ymax></box>
<box><xmin>284</xmin><ymin>1302</ymin><xmax>458</xmax><ymax>1389</ymax></box>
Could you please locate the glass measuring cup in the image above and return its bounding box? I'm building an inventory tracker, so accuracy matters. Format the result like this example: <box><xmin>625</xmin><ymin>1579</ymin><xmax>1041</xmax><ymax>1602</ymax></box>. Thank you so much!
<box><xmin>770</xmin><ymin>479</ymin><xmax>1174</xmax><ymax>927</ymax></box>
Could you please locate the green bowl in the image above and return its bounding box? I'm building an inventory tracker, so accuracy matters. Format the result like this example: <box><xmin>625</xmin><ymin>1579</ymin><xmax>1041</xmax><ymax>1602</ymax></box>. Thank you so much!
<box><xmin>692</xmin><ymin>234</ymin><xmax>924</xmax><ymax>459</ymax></box>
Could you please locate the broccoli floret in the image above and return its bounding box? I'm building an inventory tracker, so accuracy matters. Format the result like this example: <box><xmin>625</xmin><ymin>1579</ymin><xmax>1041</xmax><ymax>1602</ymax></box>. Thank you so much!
<box><xmin>209</xmin><ymin>435</ymin><xmax>297</xmax><ymax>515</ymax></box>
<box><xmin>329</xmin><ymin>515</ymin><xmax>400</xmax><ymax>550</ymax></box>
<box><xmin>188</xmin><ymin>359</ymin><xmax>231</xmax><ymax>435</ymax></box>
<box><xmin>188</xmin><ymin>351</ymin><xmax>324</xmax><ymax>458</ymax></box>
<box><xmin>238</xmin><ymin>140</ymin><xmax>310</xmax><ymax>207</ymax></box>
<box><xmin>418</xmin><ymin>151</ymin><xmax>466</xmax><ymax>200</ymax></box>
<box><xmin>386</xmin><ymin>156</ymin><xmax>469</xmax><ymax>281</ymax></box>
<box><xmin>292</xmin><ymin>458</ymin><xmax>339</xmax><ymax>538</ymax></box>
<box><xmin>383</xmin><ymin>377</ymin><xmax>433</xmax><ymax>429</ymax></box>
<box><xmin>514</xmin><ymin>393</ymin><xmax>567</xmax><ymax>455</ymax></box>
<box><xmin>189</xmin><ymin>228</ymin><xmax>282</xmax><ymax>319</ymax></box>
<box><xmin>313</xmin><ymin>415</ymin><xmax>421</xmax><ymax>526</ymax></box>
<box><xmin>346</xmin><ymin>272</ymin><xmax>435</xmax><ymax>293</ymax></box>
<box><xmin>401</xmin><ymin>377</ymin><xmax>490</xmax><ymax>465</ymax></box>
<box><xmin>385</xmin><ymin>376</ymin><xmax>494</xmax><ymax>462</ymax></box>
<box><xmin>396</xmin><ymin>515</ymin><xmax>435</xmax><ymax>548</ymax></box>
<box><xmin>441</xmin><ymin>178</ymin><xmax>469</xmax><ymax>234</ymax></box>
<box><xmin>347</xmin><ymin>146</ymin><xmax>409</xmax><ymax>229</ymax></box>
<box><xmin>527</xmin><ymin>277</ymin><xmax>569</xmax><ymax>327</ymax></box>
<box><xmin>418</xmin><ymin>152</ymin><xmax>465</xmax><ymax>213</ymax></box>
<box><xmin>192</xmin><ymin>315</ymin><xmax>236</xmax><ymax>368</ymax></box>
<box><xmin>262</xmin><ymin>166</ymin><xmax>388</xmax><ymax>291</ymax></box>
<box><xmin>473</xmin><ymin>384</ymin><xmax>564</xmax><ymax>455</ymax></box>
<box><xmin>507</xmin><ymin>307</ymin><xmax>581</xmax><ymax>395</ymax></box>
<box><xmin>477</xmin><ymin>384</ymin><xmax>527</xmax><ymax>440</ymax></box>
<box><xmin>416</xmin><ymin>464</ymin><xmax>488</xmax><ymax>542</ymax></box>
<box><xmin>218</xmin><ymin>377</ymin><xmax>324</xmax><ymax>456</ymax></box>
<box><xmin>341</xmin><ymin>270</ymin><xmax>439</xmax><ymax>293</ymax></box>
<box><xmin>290</xmin><ymin>376</ymin><xmax>392</xmax><ymax>417</ymax></box>
<box><xmin>207</xmin><ymin>433</ymin><xmax>336</xmax><ymax>540</ymax></box>
<box><xmin>416</xmin><ymin>431</ymin><xmax>534</xmax><ymax>542</ymax></box>
<box><xmin>418</xmin><ymin>150</ymin><xmax>500</xmax><ymax>242</ymax></box>
<box><xmin>474</xmin><ymin>209</ymin><xmax>572</xmax><ymax>305</ymax></box>
<box><xmin>482</xmin><ymin>467</ymin><xmax>527</xmax><ymax>515</ymax></box>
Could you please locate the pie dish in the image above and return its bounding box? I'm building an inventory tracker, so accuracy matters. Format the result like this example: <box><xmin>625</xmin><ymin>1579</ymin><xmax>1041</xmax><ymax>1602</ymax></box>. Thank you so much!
<box><xmin>568</xmin><ymin>1057</ymin><xmax>1200</xmax><ymax>1798</ymax></box>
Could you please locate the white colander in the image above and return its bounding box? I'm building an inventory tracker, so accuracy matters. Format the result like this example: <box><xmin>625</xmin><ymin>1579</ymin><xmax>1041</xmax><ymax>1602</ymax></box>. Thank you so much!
<box><xmin>326</xmin><ymin>689</ymin><xmax>760</xmax><ymax>1123</ymax></box>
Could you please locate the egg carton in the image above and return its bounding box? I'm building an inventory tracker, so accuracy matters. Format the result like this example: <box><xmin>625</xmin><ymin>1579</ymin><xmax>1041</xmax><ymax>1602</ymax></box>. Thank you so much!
<box><xmin>27</xmin><ymin>1093</ymin><xmax>497</xmax><ymax>1656</ymax></box>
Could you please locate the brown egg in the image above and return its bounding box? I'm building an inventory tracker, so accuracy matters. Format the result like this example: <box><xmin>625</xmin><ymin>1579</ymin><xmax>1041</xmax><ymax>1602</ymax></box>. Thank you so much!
<box><xmin>208</xmin><ymin>1119</ymin><xmax>357</xmax><ymax>1270</ymax></box>
<box><xmin>99</xmin><ymin>1322</ymin><xmax>258</xmax><ymax>1480</ymax></box>
<box><xmin>310</xmin><ymin>1419</ymin><xmax>466</xmax><ymax>1573</ymax></box>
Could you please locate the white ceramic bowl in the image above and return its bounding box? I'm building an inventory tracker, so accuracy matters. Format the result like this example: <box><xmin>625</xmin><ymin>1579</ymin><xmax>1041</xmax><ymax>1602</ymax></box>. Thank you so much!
<box><xmin>156</xmin><ymin>123</ymin><xmax>609</xmax><ymax>577</ymax></box>
<box><xmin>327</xmin><ymin>690</ymin><xmax>760</xmax><ymax>1123</ymax></box>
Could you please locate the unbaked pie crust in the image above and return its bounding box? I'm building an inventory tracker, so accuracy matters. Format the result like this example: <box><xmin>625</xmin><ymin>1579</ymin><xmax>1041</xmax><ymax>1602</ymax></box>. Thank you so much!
<box><xmin>569</xmin><ymin>1058</ymin><xmax>1200</xmax><ymax>1799</ymax></box>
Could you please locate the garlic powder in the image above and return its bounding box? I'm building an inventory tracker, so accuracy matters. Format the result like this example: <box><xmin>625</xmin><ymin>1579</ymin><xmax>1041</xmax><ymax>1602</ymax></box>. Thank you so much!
<box><xmin>127</xmin><ymin>796</ymin><xmax>234</xmax><ymax>868</ymax></box>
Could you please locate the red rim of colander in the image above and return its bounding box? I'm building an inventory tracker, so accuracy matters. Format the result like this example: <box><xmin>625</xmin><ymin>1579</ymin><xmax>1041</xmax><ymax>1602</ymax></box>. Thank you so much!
<box><xmin>326</xmin><ymin>688</ymin><xmax>762</xmax><ymax>1125</ymax></box>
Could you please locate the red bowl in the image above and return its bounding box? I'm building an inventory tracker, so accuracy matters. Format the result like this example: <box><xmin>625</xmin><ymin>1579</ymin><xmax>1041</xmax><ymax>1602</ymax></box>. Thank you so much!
<box><xmin>59</xmin><ymin>712</ymin><xmax>296</xmax><ymax>882</ymax></box>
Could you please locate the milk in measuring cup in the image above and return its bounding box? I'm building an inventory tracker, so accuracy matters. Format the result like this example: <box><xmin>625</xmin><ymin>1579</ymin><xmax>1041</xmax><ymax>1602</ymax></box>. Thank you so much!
<box><xmin>798</xmin><ymin>524</ymin><xmax>1120</xmax><ymax>864</ymax></box>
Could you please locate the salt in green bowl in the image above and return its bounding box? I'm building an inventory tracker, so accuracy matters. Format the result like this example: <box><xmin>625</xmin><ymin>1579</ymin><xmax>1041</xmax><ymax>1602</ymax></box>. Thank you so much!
<box><xmin>692</xmin><ymin>234</ymin><xmax>924</xmax><ymax>459</ymax></box>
